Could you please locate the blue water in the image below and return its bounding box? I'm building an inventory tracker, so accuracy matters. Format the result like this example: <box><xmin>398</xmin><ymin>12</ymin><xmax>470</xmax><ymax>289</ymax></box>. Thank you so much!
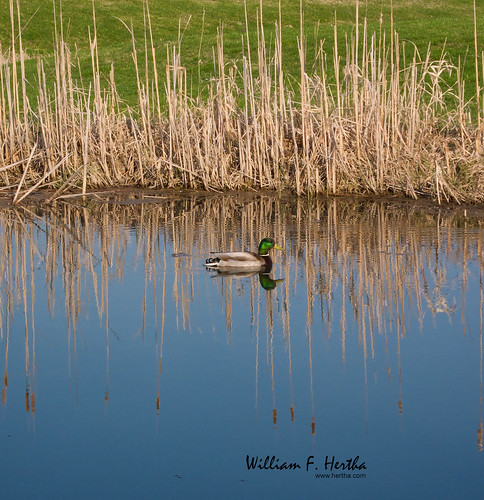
<box><xmin>0</xmin><ymin>195</ymin><xmax>483</xmax><ymax>499</ymax></box>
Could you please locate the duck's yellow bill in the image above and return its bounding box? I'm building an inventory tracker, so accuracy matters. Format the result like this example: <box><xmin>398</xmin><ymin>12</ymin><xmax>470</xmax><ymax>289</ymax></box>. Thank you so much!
<box><xmin>274</xmin><ymin>244</ymin><xmax>284</xmax><ymax>251</ymax></box>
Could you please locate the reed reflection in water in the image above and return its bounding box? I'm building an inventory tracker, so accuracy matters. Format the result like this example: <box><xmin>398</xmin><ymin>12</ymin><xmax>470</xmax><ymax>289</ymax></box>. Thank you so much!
<box><xmin>0</xmin><ymin>193</ymin><xmax>483</xmax><ymax>498</ymax></box>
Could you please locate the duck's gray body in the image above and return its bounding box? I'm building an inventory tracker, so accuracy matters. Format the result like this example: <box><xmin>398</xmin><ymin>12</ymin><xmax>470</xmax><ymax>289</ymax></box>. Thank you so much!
<box><xmin>204</xmin><ymin>238</ymin><xmax>282</xmax><ymax>271</ymax></box>
<box><xmin>204</xmin><ymin>251</ymin><xmax>272</xmax><ymax>270</ymax></box>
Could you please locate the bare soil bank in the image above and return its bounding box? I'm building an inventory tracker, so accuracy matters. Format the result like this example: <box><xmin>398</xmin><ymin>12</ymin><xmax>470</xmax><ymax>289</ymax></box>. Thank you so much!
<box><xmin>1</xmin><ymin>187</ymin><xmax>483</xmax><ymax>220</ymax></box>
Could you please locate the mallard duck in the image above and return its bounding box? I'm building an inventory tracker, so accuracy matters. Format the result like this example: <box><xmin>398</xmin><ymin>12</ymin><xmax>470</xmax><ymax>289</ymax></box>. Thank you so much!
<box><xmin>205</xmin><ymin>237</ymin><xmax>283</xmax><ymax>271</ymax></box>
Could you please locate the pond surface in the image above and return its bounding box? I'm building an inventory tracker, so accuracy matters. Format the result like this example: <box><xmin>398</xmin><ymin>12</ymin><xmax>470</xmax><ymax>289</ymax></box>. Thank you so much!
<box><xmin>0</xmin><ymin>192</ymin><xmax>483</xmax><ymax>499</ymax></box>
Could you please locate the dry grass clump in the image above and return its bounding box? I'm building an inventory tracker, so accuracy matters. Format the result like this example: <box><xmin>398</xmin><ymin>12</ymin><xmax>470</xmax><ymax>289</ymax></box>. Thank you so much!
<box><xmin>1</xmin><ymin>0</ymin><xmax>484</xmax><ymax>203</ymax></box>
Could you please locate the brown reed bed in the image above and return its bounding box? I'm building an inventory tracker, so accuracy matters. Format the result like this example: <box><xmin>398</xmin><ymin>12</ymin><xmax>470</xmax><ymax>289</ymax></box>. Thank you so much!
<box><xmin>1</xmin><ymin>1</ymin><xmax>484</xmax><ymax>203</ymax></box>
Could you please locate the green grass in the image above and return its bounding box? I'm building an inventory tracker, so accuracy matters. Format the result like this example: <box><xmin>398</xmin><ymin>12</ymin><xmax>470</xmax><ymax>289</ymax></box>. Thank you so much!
<box><xmin>1</xmin><ymin>0</ymin><xmax>482</xmax><ymax>107</ymax></box>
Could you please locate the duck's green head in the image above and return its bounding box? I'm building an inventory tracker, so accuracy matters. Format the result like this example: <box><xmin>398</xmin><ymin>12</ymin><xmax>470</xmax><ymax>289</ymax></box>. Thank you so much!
<box><xmin>258</xmin><ymin>238</ymin><xmax>283</xmax><ymax>255</ymax></box>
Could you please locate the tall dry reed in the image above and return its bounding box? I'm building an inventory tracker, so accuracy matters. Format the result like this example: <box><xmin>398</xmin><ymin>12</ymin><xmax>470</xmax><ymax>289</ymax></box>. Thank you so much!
<box><xmin>1</xmin><ymin>0</ymin><xmax>484</xmax><ymax>202</ymax></box>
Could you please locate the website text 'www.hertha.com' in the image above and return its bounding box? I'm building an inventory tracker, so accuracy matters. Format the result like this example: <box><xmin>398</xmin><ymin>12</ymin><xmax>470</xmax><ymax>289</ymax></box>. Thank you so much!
<box><xmin>314</xmin><ymin>471</ymin><xmax>367</xmax><ymax>479</ymax></box>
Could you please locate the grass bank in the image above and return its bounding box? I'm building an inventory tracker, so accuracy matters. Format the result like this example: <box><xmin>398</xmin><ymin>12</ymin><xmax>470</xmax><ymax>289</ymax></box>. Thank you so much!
<box><xmin>1</xmin><ymin>0</ymin><xmax>484</xmax><ymax>203</ymax></box>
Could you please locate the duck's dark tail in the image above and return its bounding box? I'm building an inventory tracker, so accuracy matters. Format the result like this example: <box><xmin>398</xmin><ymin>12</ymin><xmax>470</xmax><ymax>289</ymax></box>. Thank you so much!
<box><xmin>204</xmin><ymin>257</ymin><xmax>220</xmax><ymax>268</ymax></box>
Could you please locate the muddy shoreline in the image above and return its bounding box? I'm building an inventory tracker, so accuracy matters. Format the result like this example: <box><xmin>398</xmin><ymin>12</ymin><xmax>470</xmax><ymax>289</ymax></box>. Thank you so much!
<box><xmin>1</xmin><ymin>187</ymin><xmax>483</xmax><ymax>220</ymax></box>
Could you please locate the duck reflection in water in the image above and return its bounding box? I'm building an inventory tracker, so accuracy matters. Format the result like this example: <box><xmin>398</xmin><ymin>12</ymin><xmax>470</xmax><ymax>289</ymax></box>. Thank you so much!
<box><xmin>206</xmin><ymin>268</ymin><xmax>284</xmax><ymax>290</ymax></box>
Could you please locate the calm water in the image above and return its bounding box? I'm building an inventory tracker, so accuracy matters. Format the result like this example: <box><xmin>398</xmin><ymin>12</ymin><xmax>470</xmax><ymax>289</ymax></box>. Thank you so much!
<box><xmin>0</xmin><ymin>193</ymin><xmax>483</xmax><ymax>499</ymax></box>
